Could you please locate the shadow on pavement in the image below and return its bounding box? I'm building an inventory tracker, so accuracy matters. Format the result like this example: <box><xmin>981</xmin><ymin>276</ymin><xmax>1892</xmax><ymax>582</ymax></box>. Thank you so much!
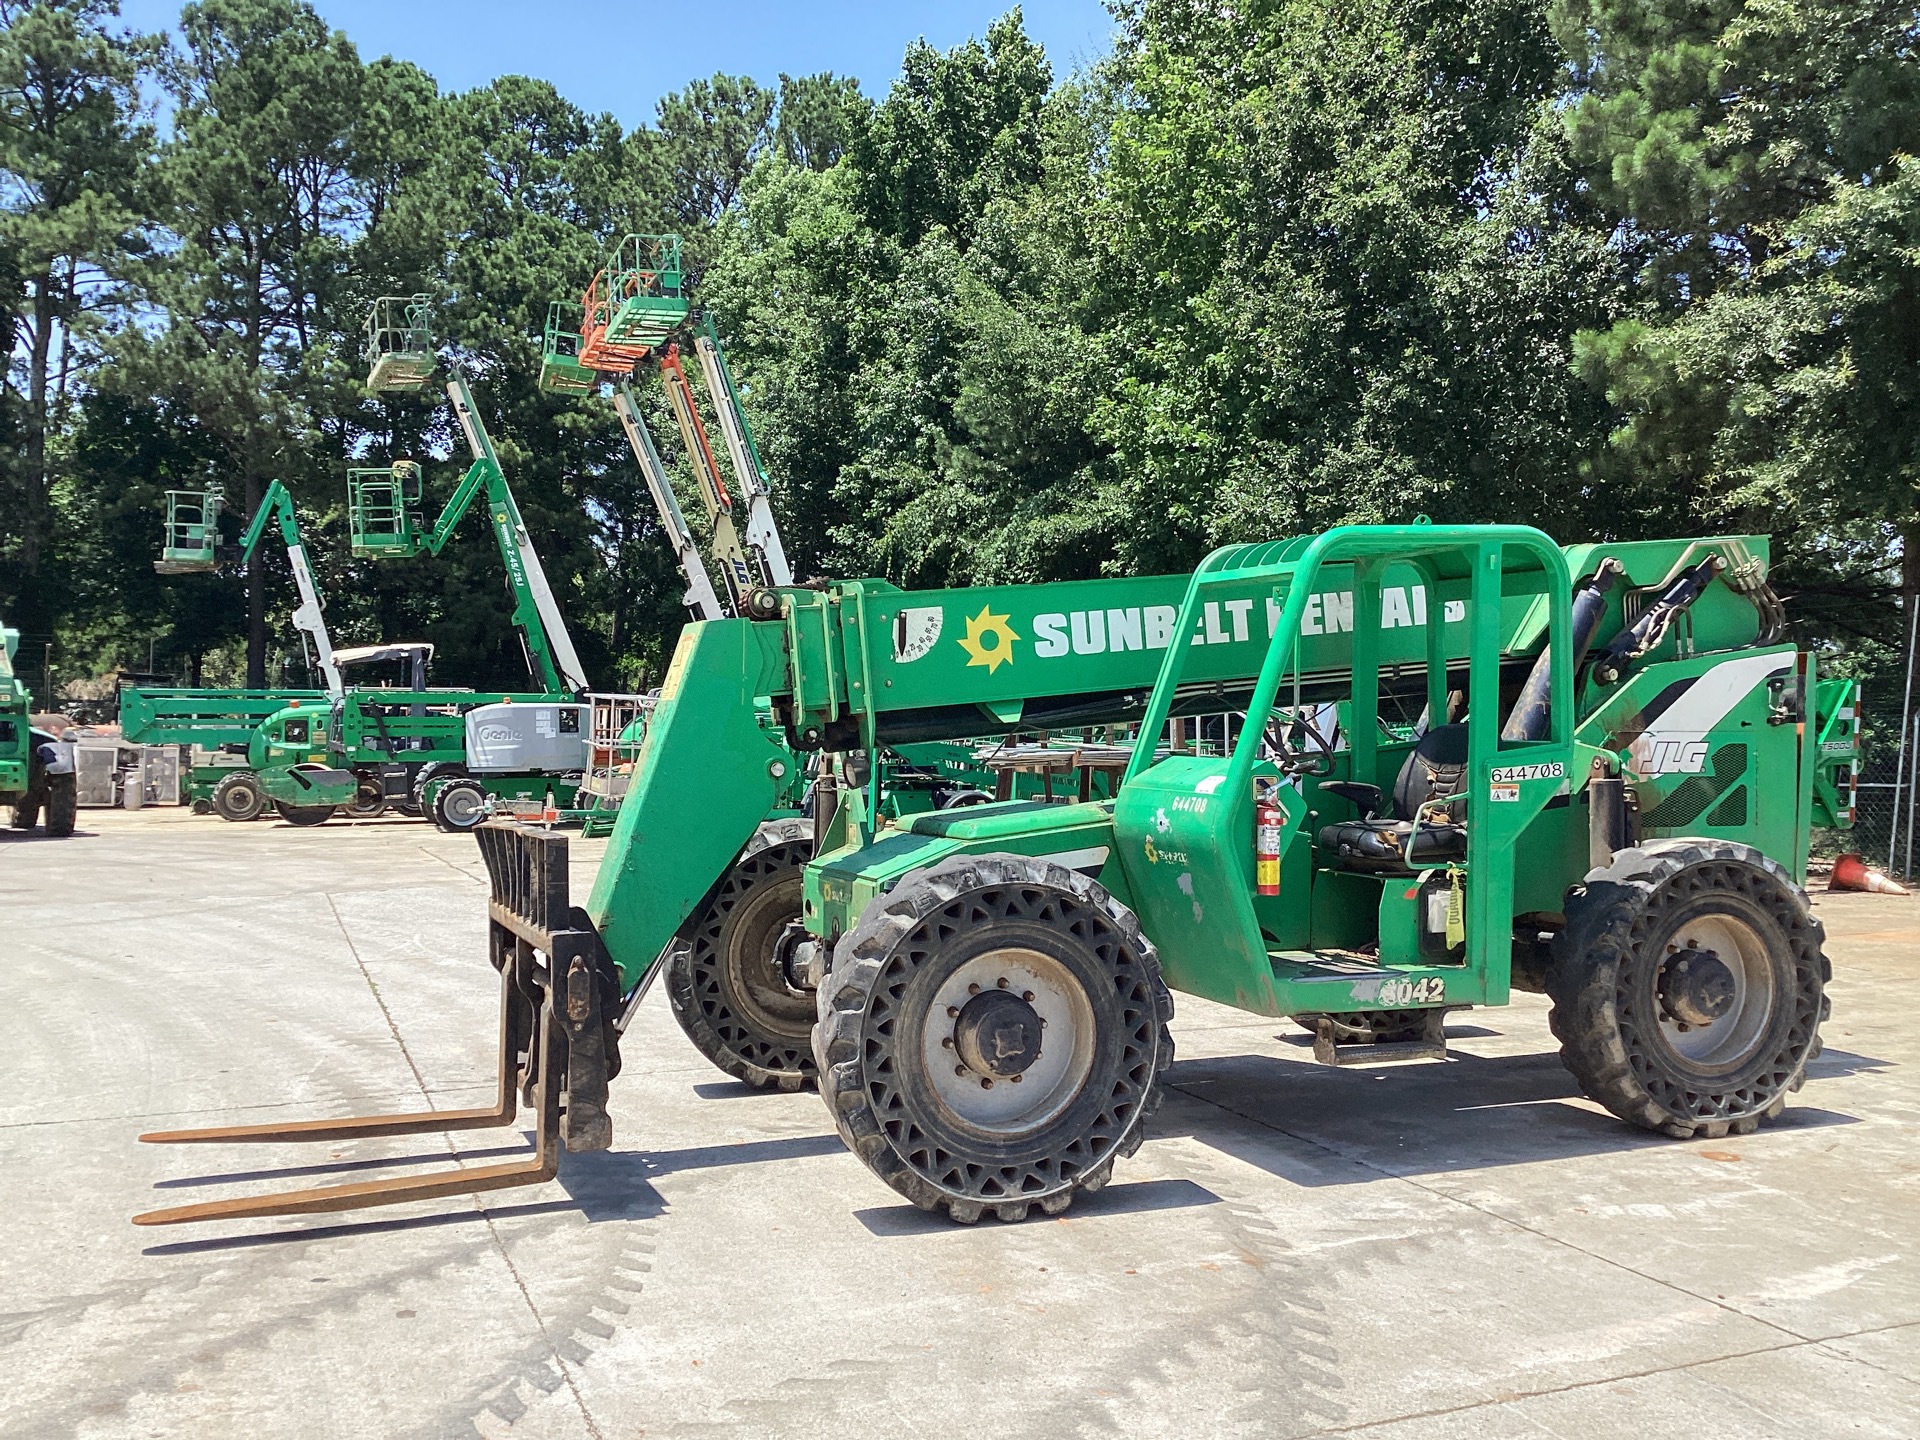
<box><xmin>1164</xmin><ymin>1047</ymin><xmax>1868</xmax><ymax>1186</ymax></box>
<box><xmin>853</xmin><ymin>1176</ymin><xmax>1222</xmax><ymax>1237</ymax></box>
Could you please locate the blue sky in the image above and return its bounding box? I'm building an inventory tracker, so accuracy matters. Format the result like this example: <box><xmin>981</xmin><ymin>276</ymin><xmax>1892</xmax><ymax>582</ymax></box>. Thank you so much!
<box><xmin>113</xmin><ymin>1</ymin><xmax>1120</xmax><ymax>128</ymax></box>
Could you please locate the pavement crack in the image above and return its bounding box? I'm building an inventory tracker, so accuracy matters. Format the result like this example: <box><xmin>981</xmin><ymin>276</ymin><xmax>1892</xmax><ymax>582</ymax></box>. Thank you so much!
<box><xmin>1305</xmin><ymin>1335</ymin><xmax>1804</xmax><ymax>1434</ymax></box>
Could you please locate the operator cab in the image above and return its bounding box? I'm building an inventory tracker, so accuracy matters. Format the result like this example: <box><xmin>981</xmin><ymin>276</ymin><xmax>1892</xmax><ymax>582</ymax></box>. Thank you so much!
<box><xmin>334</xmin><ymin>642</ymin><xmax>434</xmax><ymax>693</ymax></box>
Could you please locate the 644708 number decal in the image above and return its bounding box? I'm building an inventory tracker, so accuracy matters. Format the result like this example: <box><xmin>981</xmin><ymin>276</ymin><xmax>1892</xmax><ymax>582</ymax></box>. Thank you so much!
<box><xmin>1489</xmin><ymin>761</ymin><xmax>1565</xmax><ymax>783</ymax></box>
<box><xmin>1375</xmin><ymin>977</ymin><xmax>1446</xmax><ymax>1007</ymax></box>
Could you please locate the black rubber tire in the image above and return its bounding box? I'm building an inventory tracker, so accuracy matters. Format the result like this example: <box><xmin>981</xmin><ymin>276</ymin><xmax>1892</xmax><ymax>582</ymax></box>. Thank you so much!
<box><xmin>41</xmin><ymin>773</ymin><xmax>76</xmax><ymax>837</ymax></box>
<box><xmin>411</xmin><ymin>761</ymin><xmax>467</xmax><ymax>813</ymax></box>
<box><xmin>814</xmin><ymin>851</ymin><xmax>1175</xmax><ymax>1223</ymax></box>
<box><xmin>431</xmin><ymin>777</ymin><xmax>489</xmax><ymax>832</ymax></box>
<box><xmin>275</xmin><ymin>801</ymin><xmax>334</xmax><ymax>827</ymax></box>
<box><xmin>343</xmin><ymin>776</ymin><xmax>388</xmax><ymax>820</ymax></box>
<box><xmin>1546</xmin><ymin>839</ymin><xmax>1829</xmax><ymax>1140</ymax></box>
<box><xmin>9</xmin><ymin>795</ymin><xmax>38</xmax><ymax>830</ymax></box>
<box><xmin>665</xmin><ymin>818</ymin><xmax>816</xmax><ymax>1092</ymax></box>
<box><xmin>212</xmin><ymin>771</ymin><xmax>266</xmax><ymax>823</ymax></box>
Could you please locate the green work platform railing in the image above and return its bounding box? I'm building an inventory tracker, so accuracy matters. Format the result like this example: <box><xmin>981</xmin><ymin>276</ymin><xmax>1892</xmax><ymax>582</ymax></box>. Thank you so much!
<box><xmin>365</xmin><ymin>294</ymin><xmax>438</xmax><ymax>393</ymax></box>
<box><xmin>156</xmin><ymin>489</ymin><xmax>223</xmax><ymax>574</ymax></box>
<box><xmin>347</xmin><ymin>462</ymin><xmax>423</xmax><ymax>557</ymax></box>
<box><xmin>540</xmin><ymin>301</ymin><xmax>600</xmax><ymax>396</ymax></box>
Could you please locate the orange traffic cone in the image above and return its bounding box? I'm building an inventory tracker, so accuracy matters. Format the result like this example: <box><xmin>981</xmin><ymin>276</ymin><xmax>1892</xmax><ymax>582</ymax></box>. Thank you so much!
<box><xmin>1830</xmin><ymin>853</ymin><xmax>1910</xmax><ymax>896</ymax></box>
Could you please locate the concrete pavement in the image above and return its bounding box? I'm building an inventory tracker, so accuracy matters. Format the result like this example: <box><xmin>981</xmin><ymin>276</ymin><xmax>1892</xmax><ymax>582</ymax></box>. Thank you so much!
<box><xmin>3</xmin><ymin>807</ymin><xmax>1916</xmax><ymax>1439</ymax></box>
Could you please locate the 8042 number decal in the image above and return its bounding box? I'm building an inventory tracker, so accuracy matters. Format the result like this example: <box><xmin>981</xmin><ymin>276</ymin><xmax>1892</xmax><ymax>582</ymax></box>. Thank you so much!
<box><xmin>1376</xmin><ymin>977</ymin><xmax>1446</xmax><ymax>1007</ymax></box>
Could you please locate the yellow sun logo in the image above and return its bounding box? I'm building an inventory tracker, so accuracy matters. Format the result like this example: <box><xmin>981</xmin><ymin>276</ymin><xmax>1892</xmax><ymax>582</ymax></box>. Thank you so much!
<box><xmin>957</xmin><ymin>605</ymin><xmax>1020</xmax><ymax>674</ymax></box>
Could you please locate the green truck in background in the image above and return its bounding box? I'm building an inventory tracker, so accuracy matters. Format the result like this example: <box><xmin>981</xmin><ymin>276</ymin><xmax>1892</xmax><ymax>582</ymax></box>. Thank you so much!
<box><xmin>1</xmin><ymin>618</ymin><xmax>75</xmax><ymax>837</ymax></box>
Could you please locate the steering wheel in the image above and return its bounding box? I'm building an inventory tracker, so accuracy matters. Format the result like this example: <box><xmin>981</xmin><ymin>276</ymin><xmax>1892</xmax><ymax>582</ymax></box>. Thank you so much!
<box><xmin>1263</xmin><ymin>709</ymin><xmax>1337</xmax><ymax>777</ymax></box>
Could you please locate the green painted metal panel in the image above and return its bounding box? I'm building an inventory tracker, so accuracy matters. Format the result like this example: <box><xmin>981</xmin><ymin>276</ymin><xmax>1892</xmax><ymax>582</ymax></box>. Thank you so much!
<box><xmin>585</xmin><ymin>619</ymin><xmax>795</xmax><ymax>990</ymax></box>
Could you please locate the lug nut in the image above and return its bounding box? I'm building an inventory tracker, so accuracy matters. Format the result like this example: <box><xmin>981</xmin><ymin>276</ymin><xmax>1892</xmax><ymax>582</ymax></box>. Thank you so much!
<box><xmin>955</xmin><ymin>1065</ymin><xmax>969</xmax><ymax>1077</ymax></box>
<box><xmin>968</xmin><ymin>983</ymin><xmax>981</xmax><ymax>995</ymax></box>
<box><xmin>942</xmin><ymin>1037</ymin><xmax>954</xmax><ymax>1049</ymax></box>
<box><xmin>980</xmin><ymin>1078</ymin><xmax>993</xmax><ymax>1089</ymax></box>
<box><xmin>946</xmin><ymin>1005</ymin><xmax>959</xmax><ymax>1018</ymax></box>
<box><xmin>996</xmin><ymin>977</ymin><xmax>1009</xmax><ymax>989</ymax></box>
<box><xmin>1010</xmin><ymin>1074</ymin><xmax>1023</xmax><ymax>1084</ymax></box>
<box><xmin>1022</xmin><ymin>990</ymin><xmax>1034</xmax><ymax>1002</ymax></box>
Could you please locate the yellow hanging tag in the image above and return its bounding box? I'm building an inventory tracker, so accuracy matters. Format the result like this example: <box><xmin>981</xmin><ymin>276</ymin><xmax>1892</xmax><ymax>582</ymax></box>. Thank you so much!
<box><xmin>1444</xmin><ymin>866</ymin><xmax>1465</xmax><ymax>948</ymax></box>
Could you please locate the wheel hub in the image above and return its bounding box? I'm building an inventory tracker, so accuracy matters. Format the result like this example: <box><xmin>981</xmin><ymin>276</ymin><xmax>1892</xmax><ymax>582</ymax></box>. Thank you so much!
<box><xmin>953</xmin><ymin>989</ymin><xmax>1044</xmax><ymax>1078</ymax></box>
<box><xmin>921</xmin><ymin>948</ymin><xmax>1096</xmax><ymax>1132</ymax></box>
<box><xmin>1658</xmin><ymin>948</ymin><xmax>1737</xmax><ymax>1028</ymax></box>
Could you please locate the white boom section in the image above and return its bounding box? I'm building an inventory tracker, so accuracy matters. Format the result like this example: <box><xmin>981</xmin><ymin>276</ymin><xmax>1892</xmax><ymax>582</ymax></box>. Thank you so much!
<box><xmin>448</xmin><ymin>378</ymin><xmax>593</xmax><ymax>695</ymax></box>
<box><xmin>693</xmin><ymin>333</ymin><xmax>793</xmax><ymax>587</ymax></box>
<box><xmin>612</xmin><ymin>383</ymin><xmax>726</xmax><ymax>622</ymax></box>
<box><xmin>285</xmin><ymin>540</ymin><xmax>344</xmax><ymax>696</ymax></box>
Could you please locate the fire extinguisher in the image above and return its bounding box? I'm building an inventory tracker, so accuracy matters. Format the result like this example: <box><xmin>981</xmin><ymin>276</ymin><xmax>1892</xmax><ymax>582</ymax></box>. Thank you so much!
<box><xmin>1255</xmin><ymin>795</ymin><xmax>1283</xmax><ymax>896</ymax></box>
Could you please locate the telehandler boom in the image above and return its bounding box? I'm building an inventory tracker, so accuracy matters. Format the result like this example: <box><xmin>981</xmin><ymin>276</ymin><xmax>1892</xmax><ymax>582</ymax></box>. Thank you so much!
<box><xmin>133</xmin><ymin>530</ymin><xmax>1857</xmax><ymax>1227</ymax></box>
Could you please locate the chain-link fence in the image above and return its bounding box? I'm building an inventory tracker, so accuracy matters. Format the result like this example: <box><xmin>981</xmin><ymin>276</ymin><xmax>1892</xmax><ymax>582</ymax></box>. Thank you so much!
<box><xmin>1852</xmin><ymin>711</ymin><xmax>1919</xmax><ymax>881</ymax></box>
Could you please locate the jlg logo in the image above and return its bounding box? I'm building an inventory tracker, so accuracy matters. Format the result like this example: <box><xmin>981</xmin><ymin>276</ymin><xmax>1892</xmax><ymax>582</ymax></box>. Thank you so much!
<box><xmin>1640</xmin><ymin>739</ymin><xmax>1710</xmax><ymax>775</ymax></box>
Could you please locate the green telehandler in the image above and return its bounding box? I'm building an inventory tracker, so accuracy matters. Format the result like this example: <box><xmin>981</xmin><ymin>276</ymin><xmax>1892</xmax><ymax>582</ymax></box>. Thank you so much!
<box><xmin>137</xmin><ymin>523</ymin><xmax>1860</xmax><ymax>1228</ymax></box>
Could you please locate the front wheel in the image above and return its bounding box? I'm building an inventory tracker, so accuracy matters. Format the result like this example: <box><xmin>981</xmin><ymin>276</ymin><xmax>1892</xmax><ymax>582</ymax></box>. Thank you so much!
<box><xmin>1547</xmin><ymin>840</ymin><xmax>1829</xmax><ymax>1140</ymax></box>
<box><xmin>275</xmin><ymin>801</ymin><xmax>334</xmax><ymax>827</ymax></box>
<box><xmin>431</xmin><ymin>777</ymin><xmax>489</xmax><ymax>832</ymax></box>
<box><xmin>212</xmin><ymin>771</ymin><xmax>266</xmax><ymax>823</ymax></box>
<box><xmin>665</xmin><ymin>819</ymin><xmax>816</xmax><ymax>1092</ymax></box>
<box><xmin>814</xmin><ymin>852</ymin><xmax>1174</xmax><ymax>1223</ymax></box>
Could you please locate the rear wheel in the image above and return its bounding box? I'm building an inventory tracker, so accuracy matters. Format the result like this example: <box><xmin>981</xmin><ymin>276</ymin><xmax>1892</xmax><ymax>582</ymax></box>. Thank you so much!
<box><xmin>9</xmin><ymin>795</ymin><xmax>38</xmax><ymax>830</ymax></box>
<box><xmin>1547</xmin><ymin>840</ymin><xmax>1828</xmax><ymax>1140</ymax></box>
<box><xmin>431</xmin><ymin>777</ymin><xmax>489</xmax><ymax>832</ymax></box>
<box><xmin>814</xmin><ymin>852</ymin><xmax>1174</xmax><ymax>1223</ymax></box>
<box><xmin>665</xmin><ymin>819</ymin><xmax>815</xmax><ymax>1092</ymax></box>
<box><xmin>41</xmin><ymin>773</ymin><xmax>75</xmax><ymax>837</ymax></box>
<box><xmin>212</xmin><ymin>771</ymin><xmax>266</xmax><ymax>823</ymax></box>
<box><xmin>275</xmin><ymin>801</ymin><xmax>333</xmax><ymax>827</ymax></box>
<box><xmin>343</xmin><ymin>777</ymin><xmax>388</xmax><ymax>820</ymax></box>
<box><xmin>411</xmin><ymin>761</ymin><xmax>467</xmax><ymax>814</ymax></box>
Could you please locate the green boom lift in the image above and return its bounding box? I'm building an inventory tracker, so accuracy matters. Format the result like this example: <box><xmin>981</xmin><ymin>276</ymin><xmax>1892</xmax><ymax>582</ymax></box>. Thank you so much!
<box><xmin>240</xmin><ymin>301</ymin><xmax>595</xmax><ymax>830</ymax></box>
<box><xmin>129</xmin><ymin>478</ymin><xmax>433</xmax><ymax>820</ymax></box>
<box><xmin>138</xmin><ymin>525</ymin><xmax>1860</xmax><ymax>1228</ymax></box>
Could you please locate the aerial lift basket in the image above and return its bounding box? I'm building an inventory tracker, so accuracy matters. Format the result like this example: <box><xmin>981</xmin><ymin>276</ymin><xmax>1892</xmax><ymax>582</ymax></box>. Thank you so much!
<box><xmin>365</xmin><ymin>294</ymin><xmax>439</xmax><ymax>393</ymax></box>
<box><xmin>347</xmin><ymin>462</ymin><xmax>425</xmax><ymax>558</ymax></box>
<box><xmin>155</xmin><ymin>489</ymin><xmax>224</xmax><ymax>574</ymax></box>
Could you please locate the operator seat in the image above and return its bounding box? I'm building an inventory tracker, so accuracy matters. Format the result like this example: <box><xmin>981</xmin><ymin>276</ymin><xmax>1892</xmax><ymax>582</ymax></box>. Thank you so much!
<box><xmin>1315</xmin><ymin>724</ymin><xmax>1469</xmax><ymax>873</ymax></box>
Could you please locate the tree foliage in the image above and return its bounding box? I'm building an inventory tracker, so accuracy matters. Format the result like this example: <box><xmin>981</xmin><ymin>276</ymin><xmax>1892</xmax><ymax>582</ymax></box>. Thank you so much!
<box><xmin>0</xmin><ymin>0</ymin><xmax>1912</xmax><ymax>705</ymax></box>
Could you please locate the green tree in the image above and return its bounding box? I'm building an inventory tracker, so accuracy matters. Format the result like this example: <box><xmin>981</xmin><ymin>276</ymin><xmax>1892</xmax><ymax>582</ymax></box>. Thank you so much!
<box><xmin>110</xmin><ymin>0</ymin><xmax>372</xmax><ymax>685</ymax></box>
<box><xmin>0</xmin><ymin>0</ymin><xmax>156</xmax><ymax>644</ymax></box>
<box><xmin>774</xmin><ymin>71</ymin><xmax>867</xmax><ymax>172</ymax></box>
<box><xmin>1553</xmin><ymin>0</ymin><xmax>1920</xmax><ymax>654</ymax></box>
<box><xmin>1095</xmin><ymin>0</ymin><xmax>1624</xmax><ymax>569</ymax></box>
<box><xmin>654</xmin><ymin>73</ymin><xmax>776</xmax><ymax>229</ymax></box>
<box><xmin>851</xmin><ymin>9</ymin><xmax>1051</xmax><ymax>249</ymax></box>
